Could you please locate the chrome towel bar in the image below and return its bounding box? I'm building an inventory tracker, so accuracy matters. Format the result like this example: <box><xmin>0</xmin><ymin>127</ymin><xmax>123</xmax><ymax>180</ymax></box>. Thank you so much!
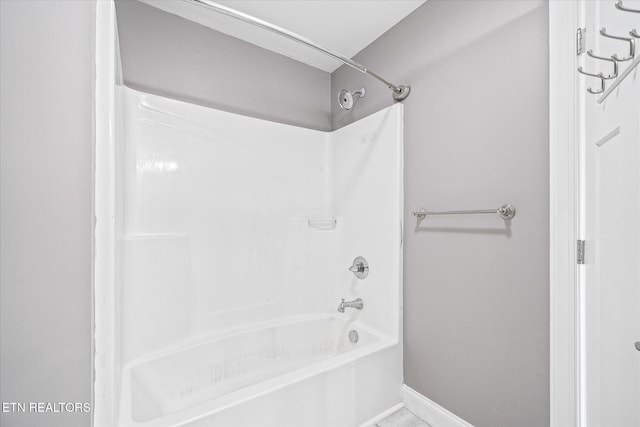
<box><xmin>412</xmin><ymin>204</ymin><xmax>516</xmax><ymax>221</ymax></box>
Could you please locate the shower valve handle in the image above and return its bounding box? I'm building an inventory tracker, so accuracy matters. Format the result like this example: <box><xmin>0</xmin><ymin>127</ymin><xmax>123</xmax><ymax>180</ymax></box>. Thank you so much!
<box><xmin>348</xmin><ymin>256</ymin><xmax>369</xmax><ymax>279</ymax></box>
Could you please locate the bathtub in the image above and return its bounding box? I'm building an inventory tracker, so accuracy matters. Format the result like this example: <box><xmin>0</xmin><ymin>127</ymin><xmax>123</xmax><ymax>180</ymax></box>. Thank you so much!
<box><xmin>118</xmin><ymin>314</ymin><xmax>398</xmax><ymax>427</ymax></box>
<box><xmin>95</xmin><ymin>86</ymin><xmax>403</xmax><ymax>427</ymax></box>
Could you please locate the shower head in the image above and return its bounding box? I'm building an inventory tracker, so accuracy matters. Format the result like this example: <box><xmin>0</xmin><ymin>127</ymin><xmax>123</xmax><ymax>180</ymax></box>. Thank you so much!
<box><xmin>338</xmin><ymin>88</ymin><xmax>366</xmax><ymax>111</ymax></box>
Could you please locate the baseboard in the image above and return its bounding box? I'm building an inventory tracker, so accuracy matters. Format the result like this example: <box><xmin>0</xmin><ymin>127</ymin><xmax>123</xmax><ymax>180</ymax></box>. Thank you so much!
<box><xmin>401</xmin><ymin>385</ymin><xmax>474</xmax><ymax>427</ymax></box>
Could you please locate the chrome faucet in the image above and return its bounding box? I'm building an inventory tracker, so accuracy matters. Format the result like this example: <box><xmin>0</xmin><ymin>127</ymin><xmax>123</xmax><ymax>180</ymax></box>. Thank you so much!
<box><xmin>337</xmin><ymin>298</ymin><xmax>364</xmax><ymax>313</ymax></box>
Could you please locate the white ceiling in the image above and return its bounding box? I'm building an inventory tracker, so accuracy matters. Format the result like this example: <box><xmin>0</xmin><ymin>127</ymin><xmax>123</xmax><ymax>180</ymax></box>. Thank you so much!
<box><xmin>140</xmin><ymin>0</ymin><xmax>426</xmax><ymax>72</ymax></box>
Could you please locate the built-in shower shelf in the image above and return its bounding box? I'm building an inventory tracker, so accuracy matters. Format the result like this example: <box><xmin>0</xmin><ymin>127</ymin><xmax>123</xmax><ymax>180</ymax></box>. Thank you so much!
<box><xmin>307</xmin><ymin>218</ymin><xmax>337</xmax><ymax>231</ymax></box>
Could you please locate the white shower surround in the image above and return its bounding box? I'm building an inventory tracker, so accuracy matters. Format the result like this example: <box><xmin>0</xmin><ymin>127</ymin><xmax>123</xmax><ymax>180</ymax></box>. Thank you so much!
<box><xmin>97</xmin><ymin>86</ymin><xmax>403</xmax><ymax>427</ymax></box>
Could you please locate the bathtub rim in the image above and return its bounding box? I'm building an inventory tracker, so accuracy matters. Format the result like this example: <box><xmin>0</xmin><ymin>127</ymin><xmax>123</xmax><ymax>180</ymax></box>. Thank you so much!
<box><xmin>118</xmin><ymin>313</ymin><xmax>397</xmax><ymax>427</ymax></box>
<box><xmin>125</xmin><ymin>312</ymin><xmax>394</xmax><ymax>367</ymax></box>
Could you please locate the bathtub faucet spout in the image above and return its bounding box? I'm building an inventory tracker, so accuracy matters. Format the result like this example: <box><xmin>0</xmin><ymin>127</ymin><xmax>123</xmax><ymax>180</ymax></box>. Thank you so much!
<box><xmin>337</xmin><ymin>298</ymin><xmax>364</xmax><ymax>313</ymax></box>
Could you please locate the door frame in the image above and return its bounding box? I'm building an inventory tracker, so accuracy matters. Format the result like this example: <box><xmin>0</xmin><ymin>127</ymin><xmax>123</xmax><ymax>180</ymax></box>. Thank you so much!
<box><xmin>549</xmin><ymin>2</ymin><xmax>584</xmax><ymax>426</ymax></box>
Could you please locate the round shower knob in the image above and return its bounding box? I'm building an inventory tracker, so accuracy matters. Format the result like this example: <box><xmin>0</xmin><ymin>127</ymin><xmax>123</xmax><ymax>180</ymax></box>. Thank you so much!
<box><xmin>348</xmin><ymin>256</ymin><xmax>369</xmax><ymax>279</ymax></box>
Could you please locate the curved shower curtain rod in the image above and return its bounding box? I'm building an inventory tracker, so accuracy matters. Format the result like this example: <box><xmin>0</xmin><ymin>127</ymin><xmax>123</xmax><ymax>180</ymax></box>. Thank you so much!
<box><xmin>188</xmin><ymin>0</ymin><xmax>411</xmax><ymax>101</ymax></box>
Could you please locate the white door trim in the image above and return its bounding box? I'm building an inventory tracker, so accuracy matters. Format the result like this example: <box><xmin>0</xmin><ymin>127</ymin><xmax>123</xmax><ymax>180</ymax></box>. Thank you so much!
<box><xmin>549</xmin><ymin>2</ymin><xmax>581</xmax><ymax>427</ymax></box>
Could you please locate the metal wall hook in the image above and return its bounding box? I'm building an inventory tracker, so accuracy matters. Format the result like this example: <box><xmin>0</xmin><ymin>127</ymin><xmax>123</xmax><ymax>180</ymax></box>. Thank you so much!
<box><xmin>600</xmin><ymin>28</ymin><xmax>635</xmax><ymax>61</ymax></box>
<box><xmin>586</xmin><ymin>49</ymin><xmax>618</xmax><ymax>78</ymax></box>
<box><xmin>631</xmin><ymin>29</ymin><xmax>640</xmax><ymax>39</ymax></box>
<box><xmin>615</xmin><ymin>1</ymin><xmax>640</xmax><ymax>13</ymax></box>
<box><xmin>612</xmin><ymin>53</ymin><xmax>634</xmax><ymax>62</ymax></box>
<box><xmin>577</xmin><ymin>67</ymin><xmax>606</xmax><ymax>94</ymax></box>
<box><xmin>587</xmin><ymin>79</ymin><xmax>605</xmax><ymax>94</ymax></box>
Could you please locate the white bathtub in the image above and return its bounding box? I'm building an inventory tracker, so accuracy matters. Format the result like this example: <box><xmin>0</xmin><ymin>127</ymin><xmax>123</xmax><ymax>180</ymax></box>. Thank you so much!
<box><xmin>119</xmin><ymin>314</ymin><xmax>398</xmax><ymax>427</ymax></box>
<box><xmin>95</xmin><ymin>87</ymin><xmax>404</xmax><ymax>427</ymax></box>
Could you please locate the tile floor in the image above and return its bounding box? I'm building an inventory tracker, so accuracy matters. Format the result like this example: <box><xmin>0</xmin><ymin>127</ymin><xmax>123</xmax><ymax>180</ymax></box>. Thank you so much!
<box><xmin>375</xmin><ymin>408</ymin><xmax>431</xmax><ymax>427</ymax></box>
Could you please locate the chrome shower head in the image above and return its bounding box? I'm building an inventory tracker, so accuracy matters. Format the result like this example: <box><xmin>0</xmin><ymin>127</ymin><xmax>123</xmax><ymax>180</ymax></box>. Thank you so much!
<box><xmin>338</xmin><ymin>88</ymin><xmax>366</xmax><ymax>111</ymax></box>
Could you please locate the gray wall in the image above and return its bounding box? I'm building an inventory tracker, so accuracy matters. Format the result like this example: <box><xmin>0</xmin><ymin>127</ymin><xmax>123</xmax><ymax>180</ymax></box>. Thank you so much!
<box><xmin>332</xmin><ymin>1</ymin><xmax>550</xmax><ymax>426</ymax></box>
<box><xmin>115</xmin><ymin>0</ymin><xmax>331</xmax><ymax>131</ymax></box>
<box><xmin>0</xmin><ymin>1</ymin><xmax>95</xmax><ymax>426</ymax></box>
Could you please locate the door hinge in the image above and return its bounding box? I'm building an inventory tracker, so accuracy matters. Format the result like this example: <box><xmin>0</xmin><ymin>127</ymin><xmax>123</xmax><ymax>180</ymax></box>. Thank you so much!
<box><xmin>577</xmin><ymin>240</ymin><xmax>585</xmax><ymax>264</ymax></box>
<box><xmin>577</xmin><ymin>28</ymin><xmax>586</xmax><ymax>55</ymax></box>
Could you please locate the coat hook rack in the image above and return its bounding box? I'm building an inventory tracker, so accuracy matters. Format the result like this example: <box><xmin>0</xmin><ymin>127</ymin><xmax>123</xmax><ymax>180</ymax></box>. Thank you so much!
<box><xmin>577</xmin><ymin>67</ymin><xmax>606</xmax><ymax>94</ymax></box>
<box><xmin>597</xmin><ymin>55</ymin><xmax>640</xmax><ymax>103</ymax></box>
<box><xmin>578</xmin><ymin>4</ymin><xmax>640</xmax><ymax>101</ymax></box>
<box><xmin>615</xmin><ymin>1</ymin><xmax>640</xmax><ymax>13</ymax></box>
<box><xmin>586</xmin><ymin>49</ymin><xmax>618</xmax><ymax>78</ymax></box>
<box><xmin>600</xmin><ymin>28</ymin><xmax>635</xmax><ymax>61</ymax></box>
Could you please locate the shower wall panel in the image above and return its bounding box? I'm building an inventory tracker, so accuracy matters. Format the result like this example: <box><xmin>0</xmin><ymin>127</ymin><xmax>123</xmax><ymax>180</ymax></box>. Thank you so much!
<box><xmin>119</xmin><ymin>88</ymin><xmax>329</xmax><ymax>363</ymax></box>
<box><xmin>330</xmin><ymin>106</ymin><xmax>403</xmax><ymax>339</ymax></box>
